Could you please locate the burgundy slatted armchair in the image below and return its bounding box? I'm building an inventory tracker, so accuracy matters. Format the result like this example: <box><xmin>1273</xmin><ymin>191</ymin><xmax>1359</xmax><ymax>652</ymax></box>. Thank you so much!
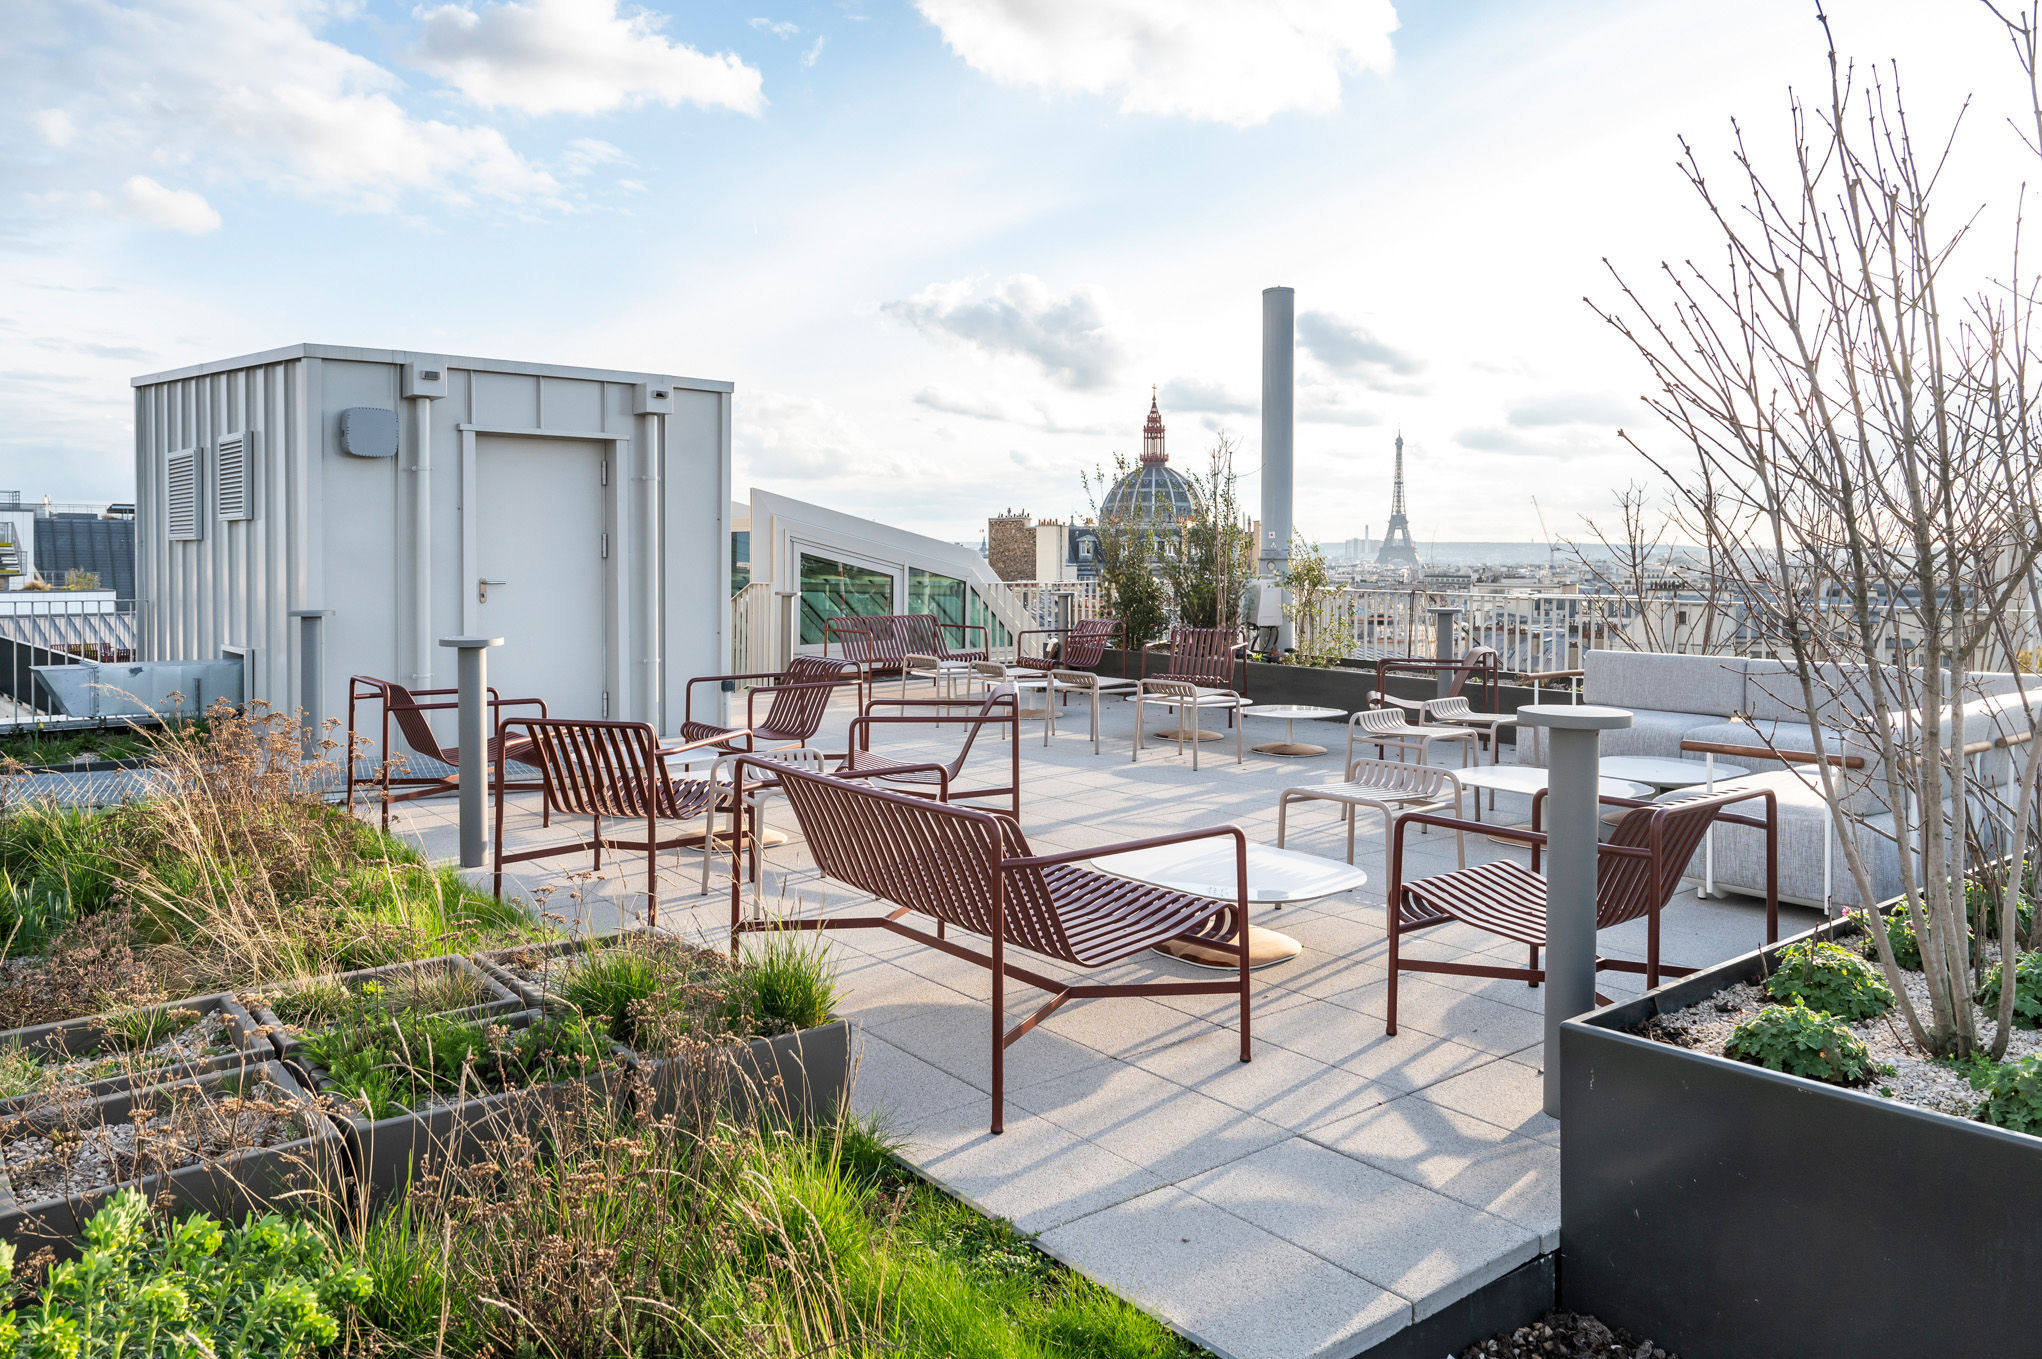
<box><xmin>839</xmin><ymin>690</ymin><xmax>1023</xmax><ymax>818</ymax></box>
<box><xmin>728</xmin><ymin>758</ymin><xmax>1252</xmax><ymax>1133</ymax></box>
<box><xmin>492</xmin><ymin>718</ymin><xmax>760</xmax><ymax>925</ymax></box>
<box><xmin>679</xmin><ymin>655</ymin><xmax>859</xmax><ymax>753</ymax></box>
<box><xmin>1015</xmin><ymin>618</ymin><xmax>1122</xmax><ymax>673</ymax></box>
<box><xmin>1141</xmin><ymin>625</ymin><xmax>1245</xmax><ymax>692</ymax></box>
<box><xmin>346</xmin><ymin>676</ymin><xmax>548</xmax><ymax>830</ymax></box>
<box><xmin>1381</xmin><ymin>785</ymin><xmax>1779</xmax><ymax>1035</ymax></box>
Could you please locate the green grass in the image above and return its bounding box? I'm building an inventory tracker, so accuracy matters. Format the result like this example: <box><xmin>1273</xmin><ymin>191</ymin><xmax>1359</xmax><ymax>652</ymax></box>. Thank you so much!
<box><xmin>271</xmin><ymin>966</ymin><xmax>494</xmax><ymax>1028</ymax></box>
<box><xmin>0</xmin><ymin>724</ymin><xmax>173</xmax><ymax>768</ymax></box>
<box><xmin>96</xmin><ymin>1002</ymin><xmax>203</xmax><ymax>1052</ymax></box>
<box><xmin>732</xmin><ymin>933</ymin><xmax>840</xmax><ymax>1036</ymax></box>
<box><xmin>557</xmin><ymin>945</ymin><xmax>665</xmax><ymax>1044</ymax></box>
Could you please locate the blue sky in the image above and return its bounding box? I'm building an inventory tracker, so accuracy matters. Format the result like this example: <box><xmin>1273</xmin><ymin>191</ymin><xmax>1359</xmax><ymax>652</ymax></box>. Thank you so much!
<box><xmin>2</xmin><ymin>0</ymin><xmax>2025</xmax><ymax>542</ymax></box>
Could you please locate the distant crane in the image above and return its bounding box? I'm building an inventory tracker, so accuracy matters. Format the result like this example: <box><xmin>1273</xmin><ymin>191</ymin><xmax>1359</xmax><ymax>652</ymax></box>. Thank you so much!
<box><xmin>1531</xmin><ymin>495</ymin><xmax>1557</xmax><ymax>568</ymax></box>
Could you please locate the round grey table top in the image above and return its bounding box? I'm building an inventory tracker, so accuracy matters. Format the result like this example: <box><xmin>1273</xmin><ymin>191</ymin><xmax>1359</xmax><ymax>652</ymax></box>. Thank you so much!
<box><xmin>1452</xmin><ymin>765</ymin><xmax>1653</xmax><ymax>800</ymax></box>
<box><xmin>1093</xmin><ymin>841</ymin><xmax>1367</xmax><ymax>904</ymax></box>
<box><xmin>1599</xmin><ymin>755</ymin><xmax>1749</xmax><ymax>786</ymax></box>
<box><xmin>1245</xmin><ymin>704</ymin><xmax>1346</xmax><ymax>722</ymax></box>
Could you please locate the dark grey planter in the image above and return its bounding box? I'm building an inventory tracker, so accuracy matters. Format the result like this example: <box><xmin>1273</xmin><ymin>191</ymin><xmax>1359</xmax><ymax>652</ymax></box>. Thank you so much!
<box><xmin>638</xmin><ymin>1018</ymin><xmax>854</xmax><ymax>1126</ymax></box>
<box><xmin>248</xmin><ymin>954</ymin><xmax>520</xmax><ymax>1077</ymax></box>
<box><xmin>0</xmin><ymin>1060</ymin><xmax>342</xmax><ymax>1257</ymax></box>
<box><xmin>1560</xmin><ymin>917</ymin><xmax>2041</xmax><ymax>1359</ymax></box>
<box><xmin>297</xmin><ymin>1010</ymin><xmax>633</xmax><ymax>1211</ymax></box>
<box><xmin>0</xmin><ymin>992</ymin><xmax>268</xmax><ymax>1109</ymax></box>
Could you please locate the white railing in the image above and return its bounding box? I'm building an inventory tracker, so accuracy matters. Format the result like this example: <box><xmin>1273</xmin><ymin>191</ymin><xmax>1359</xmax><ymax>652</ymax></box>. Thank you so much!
<box><xmin>730</xmin><ymin>582</ymin><xmax>780</xmax><ymax>678</ymax></box>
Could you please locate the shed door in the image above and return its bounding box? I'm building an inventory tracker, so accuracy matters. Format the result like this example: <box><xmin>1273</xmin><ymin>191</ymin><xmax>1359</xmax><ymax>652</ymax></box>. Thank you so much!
<box><xmin>474</xmin><ymin>436</ymin><xmax>608</xmax><ymax>719</ymax></box>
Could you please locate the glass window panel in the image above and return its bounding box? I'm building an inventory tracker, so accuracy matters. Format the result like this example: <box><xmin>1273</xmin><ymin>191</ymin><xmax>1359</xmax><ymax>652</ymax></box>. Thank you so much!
<box><xmin>731</xmin><ymin>530</ymin><xmax>751</xmax><ymax>595</ymax></box>
<box><xmin>800</xmin><ymin>552</ymin><xmax>893</xmax><ymax>645</ymax></box>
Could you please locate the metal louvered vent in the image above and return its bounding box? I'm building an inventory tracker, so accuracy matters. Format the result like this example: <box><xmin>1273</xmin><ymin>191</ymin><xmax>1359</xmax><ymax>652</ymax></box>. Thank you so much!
<box><xmin>167</xmin><ymin>449</ymin><xmax>201</xmax><ymax>541</ymax></box>
<box><xmin>216</xmin><ymin>431</ymin><xmax>251</xmax><ymax>521</ymax></box>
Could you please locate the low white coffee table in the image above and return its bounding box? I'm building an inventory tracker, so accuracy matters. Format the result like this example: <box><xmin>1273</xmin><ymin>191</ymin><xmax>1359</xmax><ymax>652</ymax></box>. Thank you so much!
<box><xmin>1600</xmin><ymin>755</ymin><xmax>1749</xmax><ymax>789</ymax></box>
<box><xmin>1092</xmin><ymin>840</ymin><xmax>1367</xmax><ymax>969</ymax></box>
<box><xmin>1246</xmin><ymin>703</ymin><xmax>1347</xmax><ymax>757</ymax></box>
<box><xmin>1453</xmin><ymin>765</ymin><xmax>1653</xmax><ymax>822</ymax></box>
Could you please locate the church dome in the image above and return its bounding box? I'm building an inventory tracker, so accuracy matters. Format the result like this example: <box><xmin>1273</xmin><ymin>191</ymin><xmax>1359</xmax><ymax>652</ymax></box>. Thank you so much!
<box><xmin>1101</xmin><ymin>394</ymin><xmax>1196</xmax><ymax>525</ymax></box>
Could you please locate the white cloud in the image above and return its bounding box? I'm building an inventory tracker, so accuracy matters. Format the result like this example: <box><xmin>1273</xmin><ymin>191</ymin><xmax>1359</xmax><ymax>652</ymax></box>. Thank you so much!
<box><xmin>412</xmin><ymin>0</ymin><xmax>765</xmax><ymax>116</ymax></box>
<box><xmin>749</xmin><ymin>16</ymin><xmax>799</xmax><ymax>38</ymax></box>
<box><xmin>914</xmin><ymin>0</ymin><xmax>1396</xmax><ymax>126</ymax></box>
<box><xmin>1161</xmin><ymin>377</ymin><xmax>1254</xmax><ymax>414</ymax></box>
<box><xmin>120</xmin><ymin>176</ymin><xmax>221</xmax><ymax>233</ymax></box>
<box><xmin>802</xmin><ymin>35</ymin><xmax>826</xmax><ymax>67</ymax></box>
<box><xmin>13</xmin><ymin>0</ymin><xmax>560</xmax><ymax>221</ymax></box>
<box><xmin>32</xmin><ymin>109</ymin><xmax>74</xmax><ymax>148</ymax></box>
<box><xmin>883</xmin><ymin>274</ymin><xmax>1124</xmax><ymax>390</ymax></box>
<box><xmin>559</xmin><ymin>136</ymin><xmax>629</xmax><ymax>176</ymax></box>
<box><xmin>1506</xmin><ymin>393</ymin><xmax>1638</xmax><ymax>428</ymax></box>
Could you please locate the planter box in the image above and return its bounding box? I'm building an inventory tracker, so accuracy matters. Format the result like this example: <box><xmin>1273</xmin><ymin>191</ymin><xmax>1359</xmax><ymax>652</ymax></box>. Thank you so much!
<box><xmin>249</xmin><ymin>954</ymin><xmax>520</xmax><ymax>1076</ymax></box>
<box><xmin>472</xmin><ymin>928</ymin><xmax>662</xmax><ymax>1008</ymax></box>
<box><xmin>1560</xmin><ymin>917</ymin><xmax>2042</xmax><ymax>1358</ymax></box>
<box><xmin>477</xmin><ymin>936</ymin><xmax>854</xmax><ymax>1129</ymax></box>
<box><xmin>639</xmin><ymin>1018</ymin><xmax>854</xmax><ymax>1126</ymax></box>
<box><xmin>298</xmin><ymin>1010</ymin><xmax>633</xmax><ymax>1210</ymax></box>
<box><xmin>0</xmin><ymin>1060</ymin><xmax>342</xmax><ymax>1256</ymax></box>
<box><xmin>0</xmin><ymin>992</ymin><xmax>268</xmax><ymax>1108</ymax></box>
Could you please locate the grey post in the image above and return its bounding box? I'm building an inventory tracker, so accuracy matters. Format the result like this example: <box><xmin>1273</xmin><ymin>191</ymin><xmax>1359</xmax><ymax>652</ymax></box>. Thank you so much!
<box><xmin>439</xmin><ymin>637</ymin><xmax>504</xmax><ymax>869</ymax></box>
<box><xmin>288</xmin><ymin>609</ymin><xmax>334</xmax><ymax>760</ymax></box>
<box><xmin>1428</xmin><ymin>606</ymin><xmax>1463</xmax><ymax>696</ymax></box>
<box><xmin>1518</xmin><ymin>703</ymin><xmax>1633</xmax><ymax>1119</ymax></box>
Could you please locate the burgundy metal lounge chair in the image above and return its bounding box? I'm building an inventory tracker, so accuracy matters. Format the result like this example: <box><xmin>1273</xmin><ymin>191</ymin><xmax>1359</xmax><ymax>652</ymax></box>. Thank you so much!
<box><xmin>824</xmin><ymin>614</ymin><xmax>990</xmax><ymax>676</ymax></box>
<box><xmin>1381</xmin><ymin>785</ymin><xmax>1779</xmax><ymax>1035</ymax></box>
<box><xmin>1015</xmin><ymin>618</ymin><xmax>1122</xmax><ymax>673</ymax></box>
<box><xmin>728</xmin><ymin>758</ymin><xmax>1252</xmax><ymax>1133</ymax></box>
<box><xmin>1373</xmin><ymin>646</ymin><xmax>1502</xmax><ymax>717</ymax></box>
<box><xmin>839</xmin><ymin>691</ymin><xmax>1023</xmax><ymax>818</ymax></box>
<box><xmin>491</xmin><ymin>718</ymin><xmax>757</xmax><ymax>926</ymax></box>
<box><xmin>1140</xmin><ymin>625</ymin><xmax>1245</xmax><ymax>692</ymax></box>
<box><xmin>346</xmin><ymin>676</ymin><xmax>548</xmax><ymax>830</ymax></box>
<box><xmin>678</xmin><ymin>655</ymin><xmax>859</xmax><ymax>752</ymax></box>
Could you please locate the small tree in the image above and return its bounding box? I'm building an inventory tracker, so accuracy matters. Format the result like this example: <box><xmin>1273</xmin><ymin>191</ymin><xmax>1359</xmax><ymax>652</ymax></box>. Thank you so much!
<box><xmin>1083</xmin><ymin>454</ymin><xmax>1171</xmax><ymax>649</ymax></box>
<box><xmin>1165</xmin><ymin>434</ymin><xmax>1256</xmax><ymax>632</ymax></box>
<box><xmin>1595</xmin><ymin>8</ymin><xmax>2042</xmax><ymax>1058</ymax></box>
<box><xmin>1280</xmin><ymin>536</ymin><xmax>1342</xmax><ymax>667</ymax></box>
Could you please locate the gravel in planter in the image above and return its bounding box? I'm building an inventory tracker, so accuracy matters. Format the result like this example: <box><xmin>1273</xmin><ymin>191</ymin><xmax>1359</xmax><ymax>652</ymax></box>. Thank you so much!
<box><xmin>0</xmin><ymin>992</ymin><xmax>266</xmax><ymax>1107</ymax></box>
<box><xmin>245</xmin><ymin>954</ymin><xmax>519</xmax><ymax>1072</ymax></box>
<box><xmin>1638</xmin><ymin>954</ymin><xmax>2042</xmax><ymax>1121</ymax></box>
<box><xmin>1459</xmin><ymin>1310</ymin><xmax>1676</xmax><ymax>1359</ymax></box>
<box><xmin>0</xmin><ymin>1060</ymin><xmax>341</xmax><ymax>1253</ymax></box>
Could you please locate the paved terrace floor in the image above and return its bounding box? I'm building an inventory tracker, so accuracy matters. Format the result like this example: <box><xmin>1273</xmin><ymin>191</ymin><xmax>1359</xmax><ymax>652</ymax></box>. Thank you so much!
<box><xmin>378</xmin><ymin>688</ymin><xmax>1814</xmax><ymax>1359</ymax></box>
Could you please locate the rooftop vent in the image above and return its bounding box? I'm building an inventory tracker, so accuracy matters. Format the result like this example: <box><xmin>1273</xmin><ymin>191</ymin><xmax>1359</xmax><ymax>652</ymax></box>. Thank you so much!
<box><xmin>216</xmin><ymin>431</ymin><xmax>252</xmax><ymax>520</ymax></box>
<box><xmin>166</xmin><ymin>449</ymin><xmax>201</xmax><ymax>541</ymax></box>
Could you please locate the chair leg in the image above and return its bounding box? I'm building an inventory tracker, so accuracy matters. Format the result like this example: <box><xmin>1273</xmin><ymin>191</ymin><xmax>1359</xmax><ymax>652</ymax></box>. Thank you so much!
<box><xmin>645</xmin><ymin>809</ymin><xmax>658</xmax><ymax>930</ymax></box>
<box><xmin>1385</xmin><ymin>901</ymin><xmax>1402</xmax><ymax>1036</ymax></box>
<box><xmin>1276</xmin><ymin>795</ymin><xmax>1290</xmax><ymax>848</ymax></box>
<box><xmin>1528</xmin><ymin>944</ymin><xmax>1540</xmax><ymax>987</ymax></box>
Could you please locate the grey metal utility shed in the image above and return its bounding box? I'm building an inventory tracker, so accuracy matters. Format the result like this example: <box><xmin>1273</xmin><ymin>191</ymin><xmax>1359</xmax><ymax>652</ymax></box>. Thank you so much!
<box><xmin>132</xmin><ymin>343</ymin><xmax>732</xmax><ymax>742</ymax></box>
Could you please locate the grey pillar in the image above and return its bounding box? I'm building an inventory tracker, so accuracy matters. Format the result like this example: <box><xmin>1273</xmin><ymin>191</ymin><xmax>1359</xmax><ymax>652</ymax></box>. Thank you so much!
<box><xmin>288</xmin><ymin>609</ymin><xmax>334</xmax><ymax>760</ymax></box>
<box><xmin>439</xmin><ymin>636</ymin><xmax>504</xmax><ymax>869</ymax></box>
<box><xmin>1518</xmin><ymin>703</ymin><xmax>1632</xmax><ymax>1119</ymax></box>
<box><xmin>1428</xmin><ymin>606</ymin><xmax>1463</xmax><ymax>696</ymax></box>
<box><xmin>1260</xmin><ymin>286</ymin><xmax>1295</xmax><ymax>651</ymax></box>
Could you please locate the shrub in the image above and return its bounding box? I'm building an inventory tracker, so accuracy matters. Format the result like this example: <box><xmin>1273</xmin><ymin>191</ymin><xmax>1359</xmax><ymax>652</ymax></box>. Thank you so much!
<box><xmin>1884</xmin><ymin>911</ymin><xmax>1923</xmax><ymax>971</ymax></box>
<box><xmin>557</xmin><ymin>946</ymin><xmax>670</xmax><ymax>1044</ymax></box>
<box><xmin>1978</xmin><ymin>952</ymin><xmax>2042</xmax><ymax>1030</ymax></box>
<box><xmin>732</xmin><ymin>933</ymin><xmax>840</xmax><ymax>1036</ymax></box>
<box><xmin>1969</xmin><ymin>1055</ymin><xmax>2042</xmax><ymax>1135</ymax></box>
<box><xmin>1765</xmin><ymin>940</ymin><xmax>1895</xmax><ymax>1020</ymax></box>
<box><xmin>301</xmin><ymin>1010</ymin><xmax>612</xmax><ymax>1119</ymax></box>
<box><xmin>0</xmin><ymin>1188</ymin><xmax>369</xmax><ymax>1358</ymax></box>
<box><xmin>1726</xmin><ymin>1001</ymin><xmax>1877</xmax><ymax>1085</ymax></box>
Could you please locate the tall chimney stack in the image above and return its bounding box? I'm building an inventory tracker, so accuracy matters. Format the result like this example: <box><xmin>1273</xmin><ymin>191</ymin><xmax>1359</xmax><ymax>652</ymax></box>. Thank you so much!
<box><xmin>1261</xmin><ymin>286</ymin><xmax>1295</xmax><ymax>650</ymax></box>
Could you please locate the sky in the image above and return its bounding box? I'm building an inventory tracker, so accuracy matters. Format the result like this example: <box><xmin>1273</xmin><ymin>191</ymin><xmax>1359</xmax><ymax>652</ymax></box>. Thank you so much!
<box><xmin>1</xmin><ymin>0</ymin><xmax>2031</xmax><ymax>545</ymax></box>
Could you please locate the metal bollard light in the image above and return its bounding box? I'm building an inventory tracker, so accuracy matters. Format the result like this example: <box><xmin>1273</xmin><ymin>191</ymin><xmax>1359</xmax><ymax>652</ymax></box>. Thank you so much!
<box><xmin>1518</xmin><ymin>703</ymin><xmax>1632</xmax><ymax>1119</ymax></box>
<box><xmin>1428</xmin><ymin>606</ymin><xmax>1464</xmax><ymax>697</ymax></box>
<box><xmin>439</xmin><ymin>637</ymin><xmax>504</xmax><ymax>869</ymax></box>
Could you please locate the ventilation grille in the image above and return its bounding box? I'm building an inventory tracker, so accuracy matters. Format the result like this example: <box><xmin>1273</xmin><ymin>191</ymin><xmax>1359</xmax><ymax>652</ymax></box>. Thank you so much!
<box><xmin>216</xmin><ymin>431</ymin><xmax>251</xmax><ymax>521</ymax></box>
<box><xmin>167</xmin><ymin>449</ymin><xmax>201</xmax><ymax>541</ymax></box>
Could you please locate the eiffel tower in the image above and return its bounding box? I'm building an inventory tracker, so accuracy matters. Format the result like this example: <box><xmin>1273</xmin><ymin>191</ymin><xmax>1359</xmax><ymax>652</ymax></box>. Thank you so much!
<box><xmin>1376</xmin><ymin>432</ymin><xmax>1420</xmax><ymax>565</ymax></box>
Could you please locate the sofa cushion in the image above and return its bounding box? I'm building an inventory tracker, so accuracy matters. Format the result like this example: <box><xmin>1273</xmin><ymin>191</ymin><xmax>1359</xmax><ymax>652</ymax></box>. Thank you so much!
<box><xmin>1741</xmin><ymin>659</ymin><xmax>1907</xmax><ymax>729</ymax></box>
<box><xmin>1678</xmin><ymin>769</ymin><xmax>1899</xmax><ymax>910</ymax></box>
<box><xmin>1584</xmin><ymin>650</ymin><xmax>1746</xmax><ymax>718</ymax></box>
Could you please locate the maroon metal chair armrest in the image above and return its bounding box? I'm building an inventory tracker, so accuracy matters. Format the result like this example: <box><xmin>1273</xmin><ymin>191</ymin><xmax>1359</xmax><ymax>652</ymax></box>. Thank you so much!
<box><xmin>657</xmin><ymin>731</ymin><xmax>750</xmax><ymax>759</ymax></box>
<box><xmin>1394</xmin><ymin>808</ymin><xmax>1547</xmax><ymax>850</ymax></box>
<box><xmin>862</xmin><ymin>695</ymin><xmax>1006</xmax><ymax>712</ymax></box>
<box><xmin>1006</xmin><ymin>823</ymin><xmax>1246</xmax><ymax>872</ymax></box>
<box><xmin>487</xmin><ymin>695</ymin><xmax>548</xmax><ymax>715</ymax></box>
<box><xmin>829</xmin><ymin>760</ymin><xmax>954</xmax><ymax>784</ymax></box>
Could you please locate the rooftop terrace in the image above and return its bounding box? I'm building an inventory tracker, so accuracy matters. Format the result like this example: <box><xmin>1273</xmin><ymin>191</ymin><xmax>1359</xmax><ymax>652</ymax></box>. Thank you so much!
<box><xmin>386</xmin><ymin>687</ymin><xmax>1810</xmax><ymax>1359</ymax></box>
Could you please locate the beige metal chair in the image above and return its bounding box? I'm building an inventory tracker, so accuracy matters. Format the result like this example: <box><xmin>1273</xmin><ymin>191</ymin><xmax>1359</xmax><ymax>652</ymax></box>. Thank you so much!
<box><xmin>969</xmin><ymin>660</ymin><xmax>1063</xmax><ymax>745</ymax></box>
<box><xmin>1418</xmin><ymin>695</ymin><xmax>1517</xmax><ymax>764</ymax></box>
<box><xmin>1277</xmin><ymin>758</ymin><xmax>1467</xmax><ymax>867</ymax></box>
<box><xmin>1051</xmin><ymin>667</ymin><xmax>1139</xmax><ymax>754</ymax></box>
<box><xmin>1133</xmin><ymin>679</ymin><xmax>1247</xmax><ymax>769</ymax></box>
<box><xmin>1347</xmin><ymin>706</ymin><xmax>1478</xmax><ymax>768</ymax></box>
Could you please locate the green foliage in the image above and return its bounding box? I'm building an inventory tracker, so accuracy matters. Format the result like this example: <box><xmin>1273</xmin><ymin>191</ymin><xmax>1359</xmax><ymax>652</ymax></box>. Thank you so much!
<box><xmin>1086</xmin><ymin>453</ymin><xmax>1171</xmax><ymax>650</ymax></box>
<box><xmin>0</xmin><ymin>806</ymin><xmax>121</xmax><ymax>922</ymax></box>
<box><xmin>1161</xmin><ymin>436</ymin><xmax>1255</xmax><ymax>632</ymax></box>
<box><xmin>1764</xmin><ymin>940</ymin><xmax>1895</xmax><ymax>1021</ymax></box>
<box><xmin>270</xmin><ymin>967</ymin><xmax>490</xmax><ymax>1028</ymax></box>
<box><xmin>96</xmin><ymin>1004</ymin><xmax>202</xmax><ymax>1054</ymax></box>
<box><xmin>0</xmin><ymin>1188</ymin><xmax>369</xmax><ymax>1358</ymax></box>
<box><xmin>732</xmin><ymin>933</ymin><xmax>840</xmax><ymax>1036</ymax></box>
<box><xmin>1725</xmin><ymin>1001</ymin><xmax>1877</xmax><ymax>1085</ymax></box>
<box><xmin>1977</xmin><ymin>952</ymin><xmax>2042</xmax><ymax>1029</ymax></box>
<box><xmin>1967</xmin><ymin>877</ymin><xmax>2034</xmax><ymax>939</ymax></box>
<box><xmin>302</xmin><ymin>1008</ymin><xmax>612</xmax><ymax>1119</ymax></box>
<box><xmin>0</xmin><ymin>870</ymin><xmax>75</xmax><ymax>960</ymax></box>
<box><xmin>1278</xmin><ymin>536</ymin><xmax>1343</xmax><ymax>667</ymax></box>
<box><xmin>1968</xmin><ymin>1055</ymin><xmax>2042</xmax><ymax>1135</ymax></box>
<box><xmin>557</xmin><ymin>946</ymin><xmax>667</xmax><ymax>1044</ymax></box>
<box><xmin>1883</xmin><ymin>910</ymin><xmax>1923</xmax><ymax>971</ymax></box>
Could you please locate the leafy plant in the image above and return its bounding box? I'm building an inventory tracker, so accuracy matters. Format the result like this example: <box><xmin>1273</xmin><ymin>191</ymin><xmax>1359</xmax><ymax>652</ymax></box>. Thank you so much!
<box><xmin>1161</xmin><ymin>434</ymin><xmax>1255</xmax><ymax>632</ymax></box>
<box><xmin>1968</xmin><ymin>1055</ymin><xmax>2042</xmax><ymax>1135</ymax></box>
<box><xmin>1725</xmin><ymin>1001</ymin><xmax>1877</xmax><ymax>1085</ymax></box>
<box><xmin>0</xmin><ymin>1188</ymin><xmax>370</xmax><ymax>1358</ymax></box>
<box><xmin>558</xmin><ymin>946</ymin><xmax>668</xmax><ymax>1044</ymax></box>
<box><xmin>270</xmin><ymin>967</ymin><xmax>489</xmax><ymax>1028</ymax></box>
<box><xmin>96</xmin><ymin>1004</ymin><xmax>203</xmax><ymax>1054</ymax></box>
<box><xmin>1978</xmin><ymin>952</ymin><xmax>2042</xmax><ymax>1030</ymax></box>
<box><xmin>1278</xmin><ymin>536</ymin><xmax>1344</xmax><ymax>667</ymax></box>
<box><xmin>302</xmin><ymin>1009</ymin><xmax>611</xmax><ymax>1119</ymax></box>
<box><xmin>1764</xmin><ymin>940</ymin><xmax>1895</xmax><ymax>1021</ymax></box>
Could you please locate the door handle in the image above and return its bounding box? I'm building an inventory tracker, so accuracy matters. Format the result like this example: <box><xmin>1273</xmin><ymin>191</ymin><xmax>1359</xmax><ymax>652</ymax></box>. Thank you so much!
<box><xmin>478</xmin><ymin>578</ymin><xmax>507</xmax><ymax>603</ymax></box>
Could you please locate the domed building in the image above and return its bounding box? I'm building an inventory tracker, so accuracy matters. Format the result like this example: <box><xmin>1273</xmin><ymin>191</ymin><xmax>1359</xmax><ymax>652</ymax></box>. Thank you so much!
<box><xmin>1100</xmin><ymin>393</ymin><xmax>1196</xmax><ymax>526</ymax></box>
